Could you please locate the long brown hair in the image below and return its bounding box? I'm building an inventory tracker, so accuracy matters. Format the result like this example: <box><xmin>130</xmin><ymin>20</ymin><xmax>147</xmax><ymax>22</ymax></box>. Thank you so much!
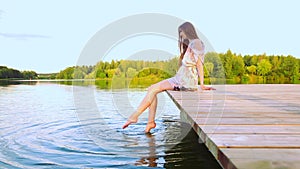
<box><xmin>178</xmin><ymin>22</ymin><xmax>199</xmax><ymax>66</ymax></box>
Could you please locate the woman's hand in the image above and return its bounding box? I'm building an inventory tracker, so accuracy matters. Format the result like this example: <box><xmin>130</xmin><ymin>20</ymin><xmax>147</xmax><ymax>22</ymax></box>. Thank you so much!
<box><xmin>200</xmin><ymin>85</ymin><xmax>216</xmax><ymax>90</ymax></box>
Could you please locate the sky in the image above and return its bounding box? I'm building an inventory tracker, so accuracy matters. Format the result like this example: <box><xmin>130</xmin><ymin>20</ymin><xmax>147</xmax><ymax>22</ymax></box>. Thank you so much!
<box><xmin>0</xmin><ymin>0</ymin><xmax>299</xmax><ymax>73</ymax></box>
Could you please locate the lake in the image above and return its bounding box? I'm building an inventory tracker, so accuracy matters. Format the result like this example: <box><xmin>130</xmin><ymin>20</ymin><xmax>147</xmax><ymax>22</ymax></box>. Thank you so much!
<box><xmin>0</xmin><ymin>80</ymin><xmax>221</xmax><ymax>169</ymax></box>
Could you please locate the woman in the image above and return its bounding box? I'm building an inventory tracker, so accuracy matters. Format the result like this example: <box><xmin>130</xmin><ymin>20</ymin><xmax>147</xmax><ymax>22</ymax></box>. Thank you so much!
<box><xmin>122</xmin><ymin>22</ymin><xmax>214</xmax><ymax>133</ymax></box>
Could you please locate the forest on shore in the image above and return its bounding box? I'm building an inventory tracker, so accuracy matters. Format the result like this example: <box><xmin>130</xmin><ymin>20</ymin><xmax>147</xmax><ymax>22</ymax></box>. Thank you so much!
<box><xmin>55</xmin><ymin>50</ymin><xmax>300</xmax><ymax>84</ymax></box>
<box><xmin>2</xmin><ymin>50</ymin><xmax>300</xmax><ymax>84</ymax></box>
<box><xmin>0</xmin><ymin>66</ymin><xmax>38</xmax><ymax>80</ymax></box>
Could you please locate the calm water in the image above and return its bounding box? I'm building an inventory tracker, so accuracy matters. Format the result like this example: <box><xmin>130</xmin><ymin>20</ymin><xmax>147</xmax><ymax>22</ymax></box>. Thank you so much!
<box><xmin>0</xmin><ymin>81</ymin><xmax>221</xmax><ymax>169</ymax></box>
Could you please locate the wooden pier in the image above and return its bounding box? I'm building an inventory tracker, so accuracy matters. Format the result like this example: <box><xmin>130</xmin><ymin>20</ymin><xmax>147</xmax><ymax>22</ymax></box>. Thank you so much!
<box><xmin>166</xmin><ymin>84</ymin><xmax>300</xmax><ymax>169</ymax></box>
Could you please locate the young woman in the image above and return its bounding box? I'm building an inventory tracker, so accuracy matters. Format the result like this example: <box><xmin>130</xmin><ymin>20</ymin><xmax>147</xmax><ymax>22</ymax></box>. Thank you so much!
<box><xmin>122</xmin><ymin>22</ymin><xmax>214</xmax><ymax>133</ymax></box>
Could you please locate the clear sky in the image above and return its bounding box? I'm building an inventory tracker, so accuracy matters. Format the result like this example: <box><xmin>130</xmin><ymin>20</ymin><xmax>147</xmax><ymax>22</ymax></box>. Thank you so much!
<box><xmin>0</xmin><ymin>0</ymin><xmax>299</xmax><ymax>73</ymax></box>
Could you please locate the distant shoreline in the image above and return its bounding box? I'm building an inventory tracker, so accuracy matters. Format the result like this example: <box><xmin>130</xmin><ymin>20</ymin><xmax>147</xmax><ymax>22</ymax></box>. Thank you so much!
<box><xmin>3</xmin><ymin>77</ymin><xmax>300</xmax><ymax>85</ymax></box>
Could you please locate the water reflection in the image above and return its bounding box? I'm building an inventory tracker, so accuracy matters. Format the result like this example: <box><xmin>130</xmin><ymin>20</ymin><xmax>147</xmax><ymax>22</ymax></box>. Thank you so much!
<box><xmin>135</xmin><ymin>133</ymin><xmax>158</xmax><ymax>167</ymax></box>
<box><xmin>132</xmin><ymin>122</ymin><xmax>222</xmax><ymax>168</ymax></box>
<box><xmin>0</xmin><ymin>80</ymin><xmax>37</xmax><ymax>86</ymax></box>
<box><xmin>164</xmin><ymin>123</ymin><xmax>222</xmax><ymax>169</ymax></box>
<box><xmin>1</xmin><ymin>77</ymin><xmax>299</xmax><ymax>89</ymax></box>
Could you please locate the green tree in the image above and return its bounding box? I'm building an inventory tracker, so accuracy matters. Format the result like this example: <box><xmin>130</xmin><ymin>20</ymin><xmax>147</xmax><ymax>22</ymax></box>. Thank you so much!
<box><xmin>247</xmin><ymin>65</ymin><xmax>257</xmax><ymax>75</ymax></box>
<box><xmin>257</xmin><ymin>59</ymin><xmax>272</xmax><ymax>76</ymax></box>
<box><xmin>250</xmin><ymin>55</ymin><xmax>259</xmax><ymax>66</ymax></box>
<box><xmin>0</xmin><ymin>66</ymin><xmax>23</xmax><ymax>79</ymax></box>
<box><xmin>243</xmin><ymin>55</ymin><xmax>252</xmax><ymax>66</ymax></box>
<box><xmin>97</xmin><ymin>72</ymin><xmax>107</xmax><ymax>78</ymax></box>
<box><xmin>56</xmin><ymin>67</ymin><xmax>74</xmax><ymax>79</ymax></box>
<box><xmin>222</xmin><ymin>50</ymin><xmax>233</xmax><ymax>78</ymax></box>
<box><xmin>73</xmin><ymin>68</ymin><xmax>86</xmax><ymax>79</ymax></box>
<box><xmin>118</xmin><ymin>60</ymin><xmax>129</xmax><ymax>72</ymax></box>
<box><xmin>126</xmin><ymin>67</ymin><xmax>137</xmax><ymax>78</ymax></box>
<box><xmin>136</xmin><ymin>61</ymin><xmax>143</xmax><ymax>71</ymax></box>
<box><xmin>281</xmin><ymin>55</ymin><xmax>296</xmax><ymax>78</ymax></box>
<box><xmin>232</xmin><ymin>55</ymin><xmax>245</xmax><ymax>77</ymax></box>
<box><xmin>165</xmin><ymin>57</ymin><xmax>178</xmax><ymax>76</ymax></box>
<box><xmin>292</xmin><ymin>61</ymin><xmax>299</xmax><ymax>82</ymax></box>
<box><xmin>205</xmin><ymin>52</ymin><xmax>225</xmax><ymax>78</ymax></box>
<box><xmin>22</xmin><ymin>71</ymin><xmax>38</xmax><ymax>79</ymax></box>
<box><xmin>95</xmin><ymin>67</ymin><xmax>106</xmax><ymax>78</ymax></box>
<box><xmin>204</xmin><ymin>62</ymin><xmax>214</xmax><ymax>77</ymax></box>
<box><xmin>110</xmin><ymin>60</ymin><xmax>116</xmax><ymax>69</ymax></box>
<box><xmin>137</xmin><ymin>68</ymin><xmax>151</xmax><ymax>78</ymax></box>
<box><xmin>106</xmin><ymin>69</ymin><xmax>119</xmax><ymax>78</ymax></box>
<box><xmin>269</xmin><ymin>56</ymin><xmax>281</xmax><ymax>75</ymax></box>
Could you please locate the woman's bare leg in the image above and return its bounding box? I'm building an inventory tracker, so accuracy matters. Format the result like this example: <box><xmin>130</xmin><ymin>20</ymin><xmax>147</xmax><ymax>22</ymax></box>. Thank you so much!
<box><xmin>145</xmin><ymin>95</ymin><xmax>157</xmax><ymax>133</ymax></box>
<box><xmin>122</xmin><ymin>80</ymin><xmax>173</xmax><ymax>130</ymax></box>
<box><xmin>122</xmin><ymin>94</ymin><xmax>154</xmax><ymax>129</ymax></box>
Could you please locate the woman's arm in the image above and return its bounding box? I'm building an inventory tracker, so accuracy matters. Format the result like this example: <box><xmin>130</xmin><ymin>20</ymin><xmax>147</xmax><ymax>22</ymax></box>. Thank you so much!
<box><xmin>192</xmin><ymin>39</ymin><xmax>215</xmax><ymax>90</ymax></box>
<box><xmin>196</xmin><ymin>57</ymin><xmax>205</xmax><ymax>89</ymax></box>
<box><xmin>188</xmin><ymin>40</ymin><xmax>215</xmax><ymax>90</ymax></box>
<box><xmin>196</xmin><ymin>59</ymin><xmax>215</xmax><ymax>90</ymax></box>
<box><xmin>191</xmin><ymin>40</ymin><xmax>205</xmax><ymax>89</ymax></box>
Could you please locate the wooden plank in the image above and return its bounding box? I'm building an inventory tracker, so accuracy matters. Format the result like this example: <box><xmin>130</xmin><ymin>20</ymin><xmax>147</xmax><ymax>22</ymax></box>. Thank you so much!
<box><xmin>220</xmin><ymin>148</ymin><xmax>300</xmax><ymax>160</ymax></box>
<box><xmin>193</xmin><ymin>117</ymin><xmax>300</xmax><ymax>125</ymax></box>
<box><xmin>187</xmin><ymin>111</ymin><xmax>300</xmax><ymax>118</ymax></box>
<box><xmin>209</xmin><ymin>134</ymin><xmax>300</xmax><ymax>148</ymax></box>
<box><xmin>200</xmin><ymin>125</ymin><xmax>300</xmax><ymax>134</ymax></box>
<box><xmin>171</xmin><ymin>94</ymin><xmax>300</xmax><ymax>101</ymax></box>
<box><xmin>180</xmin><ymin>105</ymin><xmax>300</xmax><ymax>114</ymax></box>
<box><xmin>179</xmin><ymin>99</ymin><xmax>300</xmax><ymax>106</ymax></box>
<box><xmin>220</xmin><ymin>148</ymin><xmax>300</xmax><ymax>169</ymax></box>
<box><xmin>223</xmin><ymin>84</ymin><xmax>300</xmax><ymax>92</ymax></box>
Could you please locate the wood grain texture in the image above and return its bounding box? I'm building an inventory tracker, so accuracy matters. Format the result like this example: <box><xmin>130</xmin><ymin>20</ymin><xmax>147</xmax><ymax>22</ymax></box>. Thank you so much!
<box><xmin>167</xmin><ymin>84</ymin><xmax>300</xmax><ymax>169</ymax></box>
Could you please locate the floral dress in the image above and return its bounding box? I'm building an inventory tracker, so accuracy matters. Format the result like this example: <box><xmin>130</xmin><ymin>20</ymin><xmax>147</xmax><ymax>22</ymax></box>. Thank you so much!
<box><xmin>167</xmin><ymin>39</ymin><xmax>205</xmax><ymax>90</ymax></box>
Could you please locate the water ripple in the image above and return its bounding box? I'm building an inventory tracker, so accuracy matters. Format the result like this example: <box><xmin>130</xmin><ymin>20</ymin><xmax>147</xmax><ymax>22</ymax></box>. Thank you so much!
<box><xmin>0</xmin><ymin>83</ymin><xmax>221</xmax><ymax>169</ymax></box>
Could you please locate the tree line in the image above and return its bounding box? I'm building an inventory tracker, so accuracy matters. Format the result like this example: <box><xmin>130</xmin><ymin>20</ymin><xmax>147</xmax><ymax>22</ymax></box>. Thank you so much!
<box><xmin>56</xmin><ymin>57</ymin><xmax>178</xmax><ymax>80</ymax></box>
<box><xmin>205</xmin><ymin>50</ymin><xmax>300</xmax><ymax>83</ymax></box>
<box><xmin>3</xmin><ymin>50</ymin><xmax>299</xmax><ymax>84</ymax></box>
<box><xmin>0</xmin><ymin>66</ymin><xmax>38</xmax><ymax>79</ymax></box>
<box><xmin>56</xmin><ymin>50</ymin><xmax>300</xmax><ymax>84</ymax></box>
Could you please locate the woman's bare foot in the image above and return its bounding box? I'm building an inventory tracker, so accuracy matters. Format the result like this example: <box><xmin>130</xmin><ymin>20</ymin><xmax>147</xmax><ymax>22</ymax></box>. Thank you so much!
<box><xmin>122</xmin><ymin>118</ymin><xmax>138</xmax><ymax>129</ymax></box>
<box><xmin>145</xmin><ymin>122</ymin><xmax>156</xmax><ymax>133</ymax></box>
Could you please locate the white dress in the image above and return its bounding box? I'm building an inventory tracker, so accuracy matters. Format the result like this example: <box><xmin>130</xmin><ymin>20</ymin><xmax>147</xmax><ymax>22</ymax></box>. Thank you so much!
<box><xmin>167</xmin><ymin>39</ymin><xmax>205</xmax><ymax>90</ymax></box>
